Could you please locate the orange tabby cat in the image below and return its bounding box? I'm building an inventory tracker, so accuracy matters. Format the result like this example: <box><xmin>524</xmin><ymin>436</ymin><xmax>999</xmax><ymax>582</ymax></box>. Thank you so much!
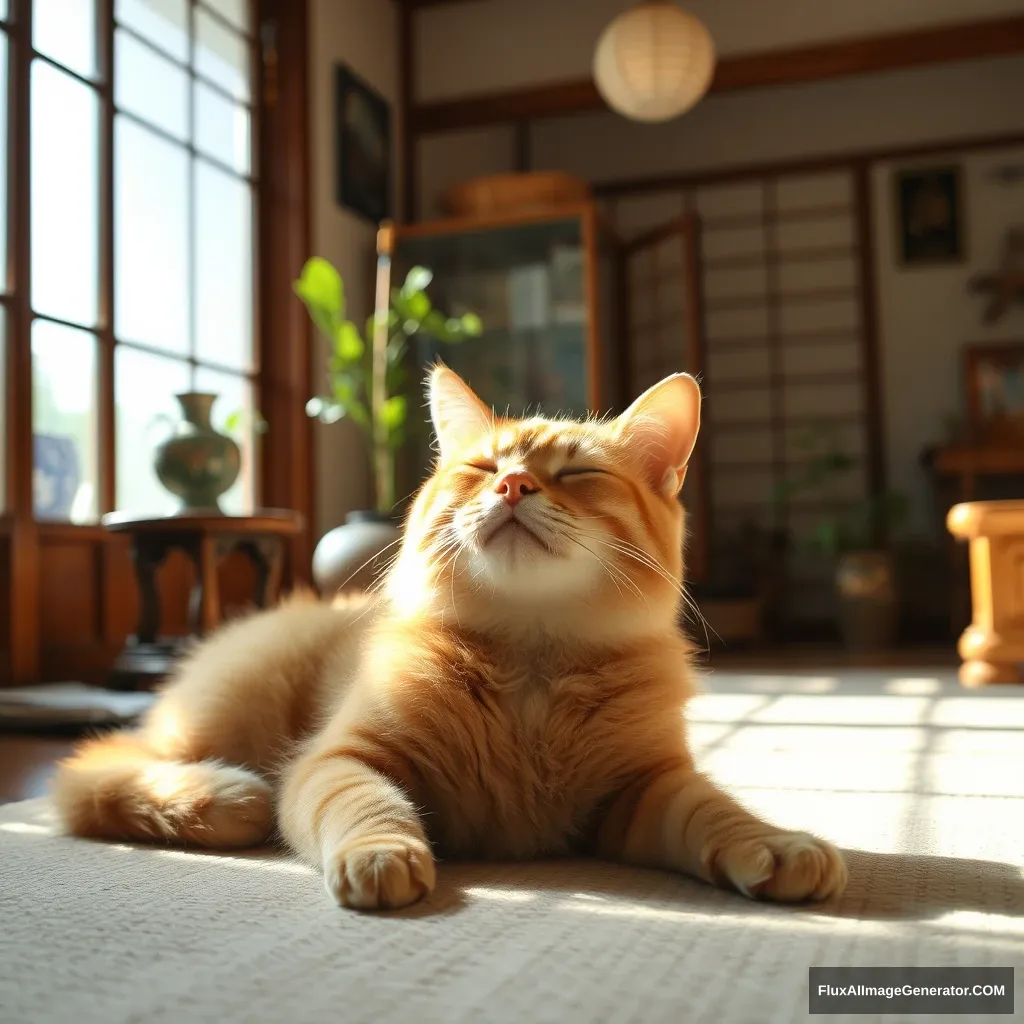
<box><xmin>52</xmin><ymin>367</ymin><xmax>847</xmax><ymax>909</ymax></box>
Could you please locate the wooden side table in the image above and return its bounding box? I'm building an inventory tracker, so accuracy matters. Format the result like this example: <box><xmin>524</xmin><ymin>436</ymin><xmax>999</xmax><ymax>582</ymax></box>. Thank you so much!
<box><xmin>947</xmin><ymin>500</ymin><xmax>1024</xmax><ymax>686</ymax></box>
<box><xmin>926</xmin><ymin>442</ymin><xmax>1024</xmax><ymax>635</ymax></box>
<box><xmin>102</xmin><ymin>510</ymin><xmax>304</xmax><ymax>688</ymax></box>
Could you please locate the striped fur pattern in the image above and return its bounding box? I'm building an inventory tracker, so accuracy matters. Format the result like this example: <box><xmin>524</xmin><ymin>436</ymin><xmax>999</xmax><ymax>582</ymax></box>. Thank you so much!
<box><xmin>52</xmin><ymin>368</ymin><xmax>847</xmax><ymax>909</ymax></box>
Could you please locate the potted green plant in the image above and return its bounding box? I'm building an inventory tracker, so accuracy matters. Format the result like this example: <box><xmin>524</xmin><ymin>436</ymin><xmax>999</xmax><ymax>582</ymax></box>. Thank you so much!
<box><xmin>773</xmin><ymin>427</ymin><xmax>908</xmax><ymax>651</ymax></box>
<box><xmin>294</xmin><ymin>256</ymin><xmax>482</xmax><ymax>594</ymax></box>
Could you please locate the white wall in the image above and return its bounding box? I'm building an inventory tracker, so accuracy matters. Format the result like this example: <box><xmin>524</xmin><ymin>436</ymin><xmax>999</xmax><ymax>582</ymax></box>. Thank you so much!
<box><xmin>308</xmin><ymin>0</ymin><xmax>400</xmax><ymax>539</ymax></box>
<box><xmin>417</xmin><ymin>56</ymin><xmax>1024</xmax><ymax>217</ymax></box>
<box><xmin>415</xmin><ymin>0</ymin><xmax>1024</xmax><ymax>101</ymax></box>
<box><xmin>874</xmin><ymin>145</ymin><xmax>1024</xmax><ymax>532</ymax></box>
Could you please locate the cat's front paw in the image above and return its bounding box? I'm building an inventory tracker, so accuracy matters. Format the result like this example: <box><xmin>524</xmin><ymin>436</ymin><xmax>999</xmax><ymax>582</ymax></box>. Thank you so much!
<box><xmin>323</xmin><ymin>836</ymin><xmax>436</xmax><ymax>910</ymax></box>
<box><xmin>713</xmin><ymin>831</ymin><xmax>847</xmax><ymax>902</ymax></box>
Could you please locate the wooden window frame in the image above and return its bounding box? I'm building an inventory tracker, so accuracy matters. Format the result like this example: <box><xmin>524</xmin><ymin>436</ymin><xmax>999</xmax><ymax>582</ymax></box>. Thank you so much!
<box><xmin>1</xmin><ymin>0</ymin><xmax>311</xmax><ymax>684</ymax></box>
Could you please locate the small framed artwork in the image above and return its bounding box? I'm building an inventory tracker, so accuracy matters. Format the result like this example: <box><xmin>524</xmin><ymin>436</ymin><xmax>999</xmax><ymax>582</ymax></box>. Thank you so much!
<box><xmin>335</xmin><ymin>64</ymin><xmax>391</xmax><ymax>223</ymax></box>
<box><xmin>894</xmin><ymin>166</ymin><xmax>965</xmax><ymax>266</ymax></box>
<box><xmin>964</xmin><ymin>341</ymin><xmax>1024</xmax><ymax>442</ymax></box>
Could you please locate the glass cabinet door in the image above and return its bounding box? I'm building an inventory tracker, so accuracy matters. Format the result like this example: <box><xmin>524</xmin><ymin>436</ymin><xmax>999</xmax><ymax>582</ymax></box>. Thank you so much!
<box><xmin>397</xmin><ymin>215</ymin><xmax>591</xmax><ymax>424</ymax></box>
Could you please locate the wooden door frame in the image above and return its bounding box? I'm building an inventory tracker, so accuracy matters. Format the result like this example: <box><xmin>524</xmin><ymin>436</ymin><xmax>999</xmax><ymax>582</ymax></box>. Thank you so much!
<box><xmin>616</xmin><ymin>212</ymin><xmax>711</xmax><ymax>582</ymax></box>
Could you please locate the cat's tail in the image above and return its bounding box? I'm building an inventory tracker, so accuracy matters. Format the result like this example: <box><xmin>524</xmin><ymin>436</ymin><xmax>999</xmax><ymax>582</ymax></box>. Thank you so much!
<box><xmin>51</xmin><ymin>731</ymin><xmax>272</xmax><ymax>848</ymax></box>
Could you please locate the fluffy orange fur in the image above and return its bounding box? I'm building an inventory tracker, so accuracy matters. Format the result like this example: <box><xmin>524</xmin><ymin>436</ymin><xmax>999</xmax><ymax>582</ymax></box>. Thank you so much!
<box><xmin>52</xmin><ymin>368</ymin><xmax>847</xmax><ymax>909</ymax></box>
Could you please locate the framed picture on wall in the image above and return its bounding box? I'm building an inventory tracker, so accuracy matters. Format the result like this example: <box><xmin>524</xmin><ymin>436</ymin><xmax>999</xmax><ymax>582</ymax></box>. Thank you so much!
<box><xmin>964</xmin><ymin>341</ymin><xmax>1024</xmax><ymax>442</ymax></box>
<box><xmin>894</xmin><ymin>166</ymin><xmax>965</xmax><ymax>266</ymax></box>
<box><xmin>335</xmin><ymin>64</ymin><xmax>391</xmax><ymax>223</ymax></box>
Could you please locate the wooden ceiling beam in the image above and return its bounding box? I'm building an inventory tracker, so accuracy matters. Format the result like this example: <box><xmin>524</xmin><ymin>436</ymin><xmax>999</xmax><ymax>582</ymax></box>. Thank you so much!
<box><xmin>411</xmin><ymin>14</ymin><xmax>1024</xmax><ymax>134</ymax></box>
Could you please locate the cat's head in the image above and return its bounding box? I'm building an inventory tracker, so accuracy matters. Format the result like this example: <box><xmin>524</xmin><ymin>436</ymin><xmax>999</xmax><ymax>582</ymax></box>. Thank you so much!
<box><xmin>389</xmin><ymin>367</ymin><xmax>701</xmax><ymax>639</ymax></box>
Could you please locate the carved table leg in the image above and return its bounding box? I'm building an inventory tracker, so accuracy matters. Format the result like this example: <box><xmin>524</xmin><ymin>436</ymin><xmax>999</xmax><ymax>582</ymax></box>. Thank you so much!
<box><xmin>187</xmin><ymin>535</ymin><xmax>224</xmax><ymax>636</ymax></box>
<box><xmin>110</xmin><ymin>533</ymin><xmax>177</xmax><ymax>689</ymax></box>
<box><xmin>131</xmin><ymin>535</ymin><xmax>165</xmax><ymax>643</ymax></box>
<box><xmin>240</xmin><ymin>538</ymin><xmax>283</xmax><ymax>608</ymax></box>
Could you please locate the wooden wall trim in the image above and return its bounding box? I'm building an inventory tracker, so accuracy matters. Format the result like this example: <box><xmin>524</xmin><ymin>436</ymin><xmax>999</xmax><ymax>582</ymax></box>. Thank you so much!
<box><xmin>591</xmin><ymin>131</ymin><xmax>1024</xmax><ymax>198</ymax></box>
<box><xmin>411</xmin><ymin>15</ymin><xmax>1024</xmax><ymax>134</ymax></box>
<box><xmin>257</xmin><ymin>0</ymin><xmax>313</xmax><ymax>583</ymax></box>
<box><xmin>853</xmin><ymin>161</ymin><xmax>887</xmax><ymax>501</ymax></box>
<box><xmin>8</xmin><ymin>0</ymin><xmax>40</xmax><ymax>683</ymax></box>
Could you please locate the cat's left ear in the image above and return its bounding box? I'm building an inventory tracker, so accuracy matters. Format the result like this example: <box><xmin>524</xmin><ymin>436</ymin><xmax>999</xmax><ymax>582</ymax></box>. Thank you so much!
<box><xmin>614</xmin><ymin>373</ymin><xmax>701</xmax><ymax>497</ymax></box>
<box><xmin>428</xmin><ymin>365</ymin><xmax>493</xmax><ymax>459</ymax></box>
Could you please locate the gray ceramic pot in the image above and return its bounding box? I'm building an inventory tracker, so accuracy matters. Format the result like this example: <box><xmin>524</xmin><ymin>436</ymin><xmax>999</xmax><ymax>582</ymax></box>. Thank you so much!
<box><xmin>312</xmin><ymin>510</ymin><xmax>402</xmax><ymax>596</ymax></box>
<box><xmin>154</xmin><ymin>393</ymin><xmax>241</xmax><ymax>512</ymax></box>
<box><xmin>835</xmin><ymin>550</ymin><xmax>897</xmax><ymax>651</ymax></box>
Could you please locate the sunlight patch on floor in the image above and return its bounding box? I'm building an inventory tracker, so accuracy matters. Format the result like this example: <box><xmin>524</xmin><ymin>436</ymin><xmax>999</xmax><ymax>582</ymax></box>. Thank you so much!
<box><xmin>752</xmin><ymin>695</ymin><xmax>933</xmax><ymax>726</ymax></box>
<box><xmin>0</xmin><ymin>821</ymin><xmax>55</xmax><ymax>836</ymax></box>
<box><xmin>154</xmin><ymin>848</ymin><xmax>315</xmax><ymax>875</ymax></box>
<box><xmin>463</xmin><ymin>885</ymin><xmax>537</xmax><ymax>903</ymax></box>
<box><xmin>881</xmin><ymin>677</ymin><xmax>944</xmax><ymax>696</ymax></box>
<box><xmin>715</xmin><ymin>675</ymin><xmax>841</xmax><ymax>695</ymax></box>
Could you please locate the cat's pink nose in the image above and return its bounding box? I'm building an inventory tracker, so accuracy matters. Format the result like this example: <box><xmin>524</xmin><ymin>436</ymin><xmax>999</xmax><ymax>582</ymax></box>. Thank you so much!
<box><xmin>494</xmin><ymin>470</ymin><xmax>539</xmax><ymax>505</ymax></box>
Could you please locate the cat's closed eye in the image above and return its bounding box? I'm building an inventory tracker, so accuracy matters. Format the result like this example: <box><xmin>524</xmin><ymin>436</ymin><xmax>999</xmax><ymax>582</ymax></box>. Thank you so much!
<box><xmin>465</xmin><ymin>461</ymin><xmax>498</xmax><ymax>474</ymax></box>
<box><xmin>556</xmin><ymin>468</ymin><xmax>606</xmax><ymax>479</ymax></box>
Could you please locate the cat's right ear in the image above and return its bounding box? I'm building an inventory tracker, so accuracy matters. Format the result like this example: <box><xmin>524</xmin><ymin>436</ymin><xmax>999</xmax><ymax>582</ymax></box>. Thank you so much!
<box><xmin>428</xmin><ymin>365</ymin><xmax>493</xmax><ymax>459</ymax></box>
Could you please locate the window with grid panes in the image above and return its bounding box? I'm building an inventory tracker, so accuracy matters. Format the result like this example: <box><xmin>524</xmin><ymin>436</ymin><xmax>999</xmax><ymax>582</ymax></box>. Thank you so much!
<box><xmin>27</xmin><ymin>0</ymin><xmax>257</xmax><ymax>522</ymax></box>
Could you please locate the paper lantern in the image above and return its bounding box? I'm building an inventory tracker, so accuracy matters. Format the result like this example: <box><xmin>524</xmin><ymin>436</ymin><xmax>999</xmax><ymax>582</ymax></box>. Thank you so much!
<box><xmin>593</xmin><ymin>1</ymin><xmax>716</xmax><ymax>123</ymax></box>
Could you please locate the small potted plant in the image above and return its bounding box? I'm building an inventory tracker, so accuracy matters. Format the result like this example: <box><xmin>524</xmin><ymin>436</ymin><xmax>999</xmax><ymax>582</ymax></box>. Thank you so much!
<box><xmin>294</xmin><ymin>255</ymin><xmax>482</xmax><ymax>594</ymax></box>
<box><xmin>774</xmin><ymin>427</ymin><xmax>908</xmax><ymax>651</ymax></box>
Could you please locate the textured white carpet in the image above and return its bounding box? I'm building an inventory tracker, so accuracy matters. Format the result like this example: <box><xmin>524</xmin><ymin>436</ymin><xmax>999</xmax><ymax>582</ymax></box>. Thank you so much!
<box><xmin>2</xmin><ymin>669</ymin><xmax>1022</xmax><ymax>1023</ymax></box>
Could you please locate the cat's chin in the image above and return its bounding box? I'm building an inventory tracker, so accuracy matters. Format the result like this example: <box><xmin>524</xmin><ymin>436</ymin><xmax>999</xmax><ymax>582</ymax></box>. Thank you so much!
<box><xmin>484</xmin><ymin>520</ymin><xmax>552</xmax><ymax>555</ymax></box>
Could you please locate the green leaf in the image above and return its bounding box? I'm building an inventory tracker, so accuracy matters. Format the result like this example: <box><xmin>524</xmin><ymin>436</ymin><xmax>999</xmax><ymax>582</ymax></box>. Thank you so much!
<box><xmin>336</xmin><ymin>320</ymin><xmax>365</xmax><ymax>364</ymax></box>
<box><xmin>293</xmin><ymin>258</ymin><xmax>345</xmax><ymax>341</ymax></box>
<box><xmin>460</xmin><ymin>312</ymin><xmax>483</xmax><ymax>336</ymax></box>
<box><xmin>812</xmin><ymin>520</ymin><xmax>840</xmax><ymax>557</ymax></box>
<box><xmin>404</xmin><ymin>290</ymin><xmax>431</xmax><ymax>323</ymax></box>
<box><xmin>401</xmin><ymin>265</ymin><xmax>433</xmax><ymax>296</ymax></box>
<box><xmin>385</xmin><ymin>363</ymin><xmax>408</xmax><ymax>393</ymax></box>
<box><xmin>386</xmin><ymin>335</ymin><xmax>407</xmax><ymax>366</ymax></box>
<box><xmin>380</xmin><ymin>395</ymin><xmax>406</xmax><ymax>432</ymax></box>
<box><xmin>224</xmin><ymin>411</ymin><xmax>242</xmax><ymax>433</ymax></box>
<box><xmin>420</xmin><ymin>309</ymin><xmax>452</xmax><ymax>341</ymax></box>
<box><xmin>294</xmin><ymin>258</ymin><xmax>343</xmax><ymax>311</ymax></box>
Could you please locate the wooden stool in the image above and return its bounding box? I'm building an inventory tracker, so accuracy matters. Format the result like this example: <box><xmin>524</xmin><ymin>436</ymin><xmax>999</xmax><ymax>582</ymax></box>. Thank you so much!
<box><xmin>102</xmin><ymin>510</ymin><xmax>304</xmax><ymax>688</ymax></box>
<box><xmin>947</xmin><ymin>500</ymin><xmax>1024</xmax><ymax>686</ymax></box>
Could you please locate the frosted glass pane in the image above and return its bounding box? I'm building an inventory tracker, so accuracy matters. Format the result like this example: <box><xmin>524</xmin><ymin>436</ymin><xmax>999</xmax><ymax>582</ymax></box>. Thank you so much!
<box><xmin>34</xmin><ymin>0</ymin><xmax>96</xmax><ymax>78</ymax></box>
<box><xmin>31</xmin><ymin>62</ymin><xmax>99</xmax><ymax>326</ymax></box>
<box><xmin>115</xmin><ymin>28</ymin><xmax>189</xmax><ymax>139</ymax></box>
<box><xmin>201</xmin><ymin>0</ymin><xmax>249</xmax><ymax>33</ymax></box>
<box><xmin>195</xmin><ymin>8</ymin><xmax>249</xmax><ymax>101</ymax></box>
<box><xmin>195</xmin><ymin>162</ymin><xmax>252</xmax><ymax>369</ymax></box>
<box><xmin>115</xmin><ymin>346</ymin><xmax>190</xmax><ymax>515</ymax></box>
<box><xmin>116</xmin><ymin>0</ymin><xmax>189</xmax><ymax>62</ymax></box>
<box><xmin>115</xmin><ymin>116</ymin><xmax>189</xmax><ymax>352</ymax></box>
<box><xmin>32</xmin><ymin>321</ymin><xmax>98</xmax><ymax>522</ymax></box>
<box><xmin>0</xmin><ymin>1</ymin><xmax>8</xmax><ymax>20</ymax></box>
<box><xmin>195</xmin><ymin>81</ymin><xmax>250</xmax><ymax>174</ymax></box>
<box><xmin>193</xmin><ymin>367</ymin><xmax>254</xmax><ymax>515</ymax></box>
